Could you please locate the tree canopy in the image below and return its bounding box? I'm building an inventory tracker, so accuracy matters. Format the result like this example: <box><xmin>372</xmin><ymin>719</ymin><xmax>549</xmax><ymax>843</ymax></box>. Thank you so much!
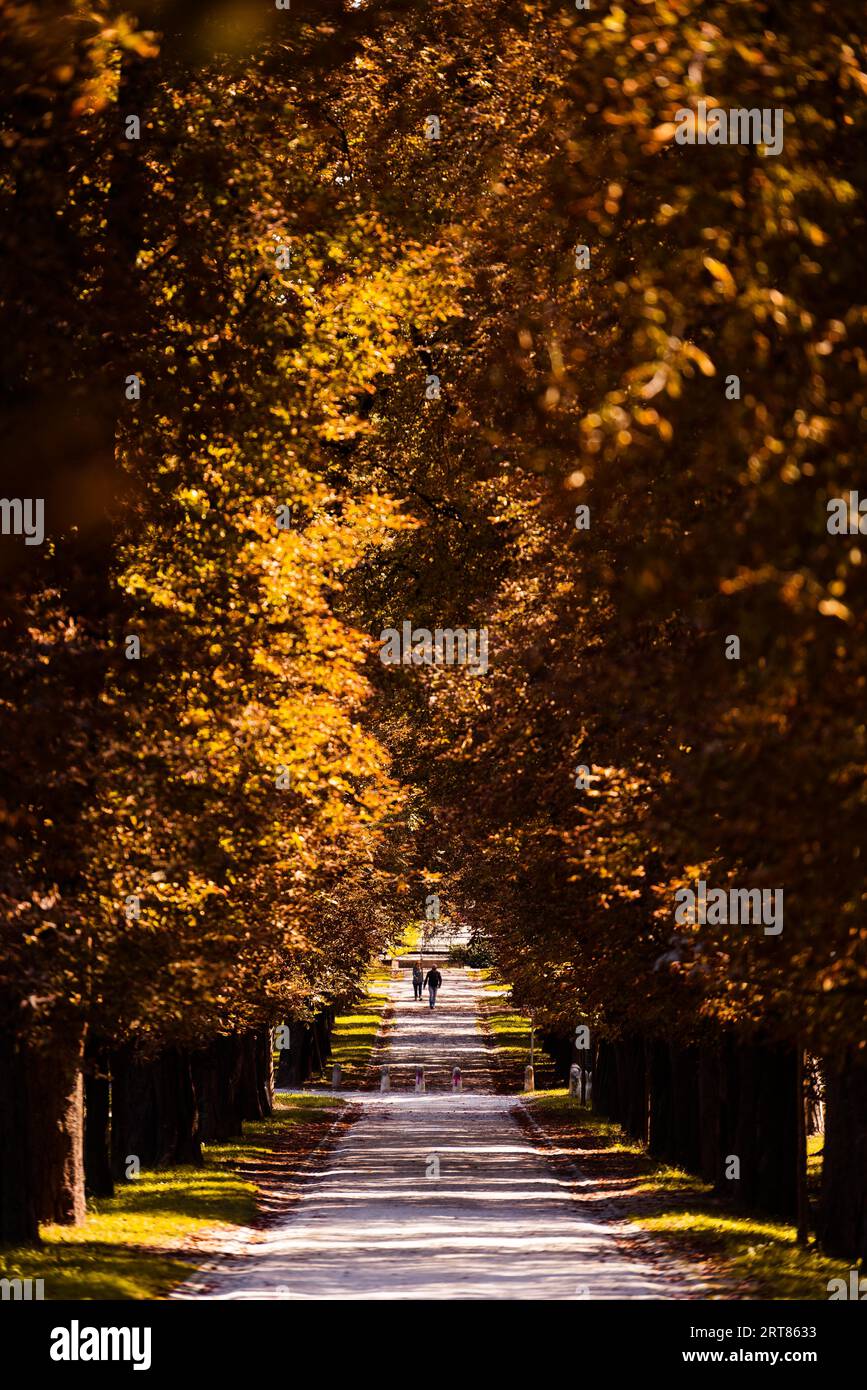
<box><xmin>1</xmin><ymin>0</ymin><xmax>865</xmax><ymax>1258</ymax></box>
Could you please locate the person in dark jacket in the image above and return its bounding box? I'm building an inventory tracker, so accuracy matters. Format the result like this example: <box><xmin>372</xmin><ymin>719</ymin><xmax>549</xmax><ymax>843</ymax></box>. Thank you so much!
<box><xmin>412</xmin><ymin>963</ymin><xmax>424</xmax><ymax>1000</ymax></box>
<box><xmin>424</xmin><ymin>966</ymin><xmax>442</xmax><ymax>1010</ymax></box>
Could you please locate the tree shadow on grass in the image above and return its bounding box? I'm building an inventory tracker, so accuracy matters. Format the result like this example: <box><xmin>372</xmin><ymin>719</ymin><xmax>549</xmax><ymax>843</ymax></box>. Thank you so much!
<box><xmin>0</xmin><ymin>1240</ymin><xmax>196</xmax><ymax>1300</ymax></box>
<box><xmin>0</xmin><ymin>1096</ymin><xmax>347</xmax><ymax>1299</ymax></box>
<box><xmin>520</xmin><ymin>1096</ymin><xmax>852</xmax><ymax>1299</ymax></box>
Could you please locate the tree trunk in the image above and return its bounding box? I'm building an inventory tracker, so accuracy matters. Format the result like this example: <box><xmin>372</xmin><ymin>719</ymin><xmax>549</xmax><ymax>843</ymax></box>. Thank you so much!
<box><xmin>697</xmin><ymin>1039</ymin><xmax>722</xmax><ymax>1184</ymax></box>
<box><xmin>616</xmin><ymin>1036</ymin><xmax>645</xmax><ymax>1140</ymax></box>
<box><xmin>318</xmin><ymin>1011</ymin><xmax>333</xmax><ymax>1063</ymax></box>
<box><xmin>193</xmin><ymin>1035</ymin><xmax>247</xmax><ymax>1142</ymax></box>
<box><xmin>732</xmin><ymin>1039</ymin><xmax>798</xmax><ymax>1219</ymax></box>
<box><xmin>580</xmin><ymin>1048</ymin><xmax>591</xmax><ymax>1105</ymax></box>
<box><xmin>255</xmin><ymin>1028</ymin><xmax>274</xmax><ymax>1117</ymax></box>
<box><xmin>648</xmin><ymin>1039</ymin><xmax>672</xmax><ymax>1159</ymax></box>
<box><xmin>795</xmin><ymin>1043</ymin><xmax>808</xmax><ymax>1245</ymax></box>
<box><xmin>542</xmin><ymin>1030</ymin><xmax>572</xmax><ymax>1083</ymax></box>
<box><xmin>275</xmin><ymin>1023</ymin><xmax>294</xmax><ymax>1087</ymax></box>
<box><xmin>84</xmin><ymin>1049</ymin><xmax>114</xmax><ymax>1198</ymax></box>
<box><xmin>192</xmin><ymin>1039</ymin><xmax>226</xmax><ymax>1143</ymax></box>
<box><xmin>670</xmin><ymin>1043</ymin><xmax>701</xmax><ymax>1173</ymax></box>
<box><xmin>819</xmin><ymin>1048</ymin><xmax>867</xmax><ymax>1264</ymax></box>
<box><xmin>237</xmin><ymin>1032</ymin><xmax>264</xmax><ymax>1121</ymax></box>
<box><xmin>0</xmin><ymin>1033</ymin><xmax>40</xmax><ymax>1244</ymax></box>
<box><xmin>593</xmin><ymin>1038</ymin><xmax>618</xmax><ymax>1118</ymax></box>
<box><xmin>29</xmin><ymin>1031</ymin><xmax>87</xmax><ymax>1225</ymax></box>
<box><xmin>111</xmin><ymin>1044</ymin><xmax>202</xmax><ymax>1179</ymax></box>
<box><xmin>311</xmin><ymin>1015</ymin><xmax>326</xmax><ymax>1079</ymax></box>
<box><xmin>277</xmin><ymin>1021</ymin><xmax>315</xmax><ymax>1088</ymax></box>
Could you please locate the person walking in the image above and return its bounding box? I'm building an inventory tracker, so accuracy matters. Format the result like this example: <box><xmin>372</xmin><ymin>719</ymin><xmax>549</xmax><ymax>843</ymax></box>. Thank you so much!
<box><xmin>412</xmin><ymin>963</ymin><xmax>424</xmax><ymax>1000</ymax></box>
<box><xmin>424</xmin><ymin>965</ymin><xmax>442</xmax><ymax>1010</ymax></box>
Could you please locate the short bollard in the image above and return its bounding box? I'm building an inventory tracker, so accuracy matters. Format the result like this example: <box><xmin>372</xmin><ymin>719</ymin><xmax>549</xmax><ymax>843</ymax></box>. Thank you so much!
<box><xmin>415</xmin><ymin>1065</ymin><xmax>425</xmax><ymax>1094</ymax></box>
<box><xmin>332</xmin><ymin>1063</ymin><xmax>342</xmax><ymax>1091</ymax></box>
<box><xmin>569</xmin><ymin>1063</ymin><xmax>580</xmax><ymax>1097</ymax></box>
<box><xmin>524</xmin><ymin>1065</ymin><xmax>535</xmax><ymax>1093</ymax></box>
<box><xmin>380</xmin><ymin>1066</ymin><xmax>390</xmax><ymax>1092</ymax></box>
<box><xmin>452</xmin><ymin>1067</ymin><xmax>462</xmax><ymax>1093</ymax></box>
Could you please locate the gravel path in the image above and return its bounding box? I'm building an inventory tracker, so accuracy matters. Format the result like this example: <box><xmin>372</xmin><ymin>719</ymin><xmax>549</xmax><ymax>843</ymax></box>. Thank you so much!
<box><xmin>175</xmin><ymin>969</ymin><xmax>711</xmax><ymax>1299</ymax></box>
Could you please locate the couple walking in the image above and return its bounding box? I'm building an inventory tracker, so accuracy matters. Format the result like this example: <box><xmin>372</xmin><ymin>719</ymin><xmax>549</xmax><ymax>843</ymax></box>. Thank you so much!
<box><xmin>412</xmin><ymin>963</ymin><xmax>442</xmax><ymax>1009</ymax></box>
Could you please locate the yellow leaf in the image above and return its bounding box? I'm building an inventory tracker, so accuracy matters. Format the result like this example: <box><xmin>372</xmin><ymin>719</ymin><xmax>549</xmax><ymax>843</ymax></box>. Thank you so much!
<box><xmin>818</xmin><ymin>598</ymin><xmax>853</xmax><ymax>622</ymax></box>
<box><xmin>684</xmin><ymin>342</ymin><xmax>716</xmax><ymax>376</ymax></box>
<box><xmin>851</xmin><ymin>69</ymin><xmax>867</xmax><ymax>97</ymax></box>
<box><xmin>703</xmin><ymin>256</ymin><xmax>736</xmax><ymax>298</ymax></box>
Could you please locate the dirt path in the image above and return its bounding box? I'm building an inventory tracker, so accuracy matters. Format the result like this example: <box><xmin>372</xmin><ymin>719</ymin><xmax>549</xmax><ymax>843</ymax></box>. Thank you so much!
<box><xmin>371</xmin><ymin>962</ymin><xmax>494</xmax><ymax>1091</ymax></box>
<box><xmin>175</xmin><ymin>969</ymin><xmax>711</xmax><ymax>1299</ymax></box>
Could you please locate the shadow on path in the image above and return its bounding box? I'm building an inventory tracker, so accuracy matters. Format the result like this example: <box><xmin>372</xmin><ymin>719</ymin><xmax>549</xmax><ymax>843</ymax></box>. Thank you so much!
<box><xmin>174</xmin><ymin>970</ymin><xmax>711</xmax><ymax>1299</ymax></box>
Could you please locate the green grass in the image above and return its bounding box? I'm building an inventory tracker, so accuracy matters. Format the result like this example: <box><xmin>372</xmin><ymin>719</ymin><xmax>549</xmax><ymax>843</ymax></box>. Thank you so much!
<box><xmin>0</xmin><ymin>1093</ymin><xmax>339</xmax><ymax>1300</ymax></box>
<box><xmin>481</xmin><ymin>988</ymin><xmax>557</xmax><ymax>1089</ymax></box>
<box><xmin>527</xmin><ymin>1091</ymin><xmax>854</xmax><ymax>1299</ymax></box>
